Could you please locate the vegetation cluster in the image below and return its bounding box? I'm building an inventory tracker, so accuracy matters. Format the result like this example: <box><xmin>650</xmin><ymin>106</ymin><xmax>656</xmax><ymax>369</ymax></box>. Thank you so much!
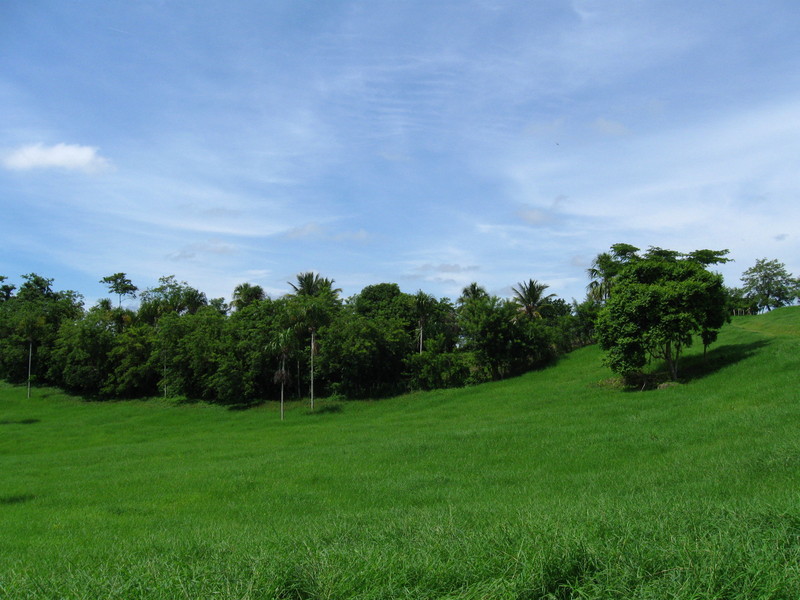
<box><xmin>0</xmin><ymin>272</ymin><xmax>586</xmax><ymax>405</ymax></box>
<box><xmin>0</xmin><ymin>246</ymin><xmax>796</xmax><ymax>404</ymax></box>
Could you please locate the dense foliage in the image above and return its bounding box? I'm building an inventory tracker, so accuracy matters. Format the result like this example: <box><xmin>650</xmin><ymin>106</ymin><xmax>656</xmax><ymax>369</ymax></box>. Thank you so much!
<box><xmin>739</xmin><ymin>258</ymin><xmax>799</xmax><ymax>312</ymax></box>
<box><xmin>2</xmin><ymin>247</ymin><xmax>796</xmax><ymax>400</ymax></box>
<box><xmin>0</xmin><ymin>272</ymin><xmax>588</xmax><ymax>403</ymax></box>
<box><xmin>595</xmin><ymin>245</ymin><xmax>730</xmax><ymax>381</ymax></box>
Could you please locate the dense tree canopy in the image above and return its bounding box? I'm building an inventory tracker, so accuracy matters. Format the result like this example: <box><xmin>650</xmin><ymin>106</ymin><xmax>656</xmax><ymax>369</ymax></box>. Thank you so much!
<box><xmin>4</xmin><ymin>245</ymin><xmax>785</xmax><ymax>403</ymax></box>
<box><xmin>595</xmin><ymin>246</ymin><xmax>730</xmax><ymax>382</ymax></box>
<box><xmin>740</xmin><ymin>258</ymin><xmax>798</xmax><ymax>312</ymax></box>
<box><xmin>0</xmin><ymin>270</ymin><xmax>581</xmax><ymax>404</ymax></box>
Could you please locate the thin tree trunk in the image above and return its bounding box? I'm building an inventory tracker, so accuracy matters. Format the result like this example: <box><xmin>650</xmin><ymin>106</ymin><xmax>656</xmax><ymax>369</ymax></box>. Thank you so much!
<box><xmin>310</xmin><ymin>330</ymin><xmax>315</xmax><ymax>411</ymax></box>
<box><xmin>296</xmin><ymin>359</ymin><xmax>301</xmax><ymax>399</ymax></box>
<box><xmin>280</xmin><ymin>356</ymin><xmax>285</xmax><ymax>421</ymax></box>
<box><xmin>27</xmin><ymin>340</ymin><xmax>32</xmax><ymax>399</ymax></box>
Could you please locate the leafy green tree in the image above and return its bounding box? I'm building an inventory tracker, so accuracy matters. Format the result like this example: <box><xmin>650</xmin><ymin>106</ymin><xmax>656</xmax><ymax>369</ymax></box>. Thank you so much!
<box><xmin>0</xmin><ymin>274</ymin><xmax>84</xmax><ymax>393</ymax></box>
<box><xmin>0</xmin><ymin>276</ymin><xmax>15</xmax><ymax>302</ymax></box>
<box><xmin>725</xmin><ymin>287</ymin><xmax>758</xmax><ymax>316</ymax></box>
<box><xmin>158</xmin><ymin>307</ymin><xmax>228</xmax><ymax>401</ymax></box>
<box><xmin>595</xmin><ymin>246</ymin><xmax>729</xmax><ymax>382</ymax></box>
<box><xmin>15</xmin><ymin>302</ymin><xmax>48</xmax><ymax>397</ymax></box>
<box><xmin>226</xmin><ymin>298</ymin><xmax>281</xmax><ymax>403</ymax></box>
<box><xmin>458</xmin><ymin>295</ymin><xmax>523</xmax><ymax>381</ymax></box>
<box><xmin>405</xmin><ymin>350</ymin><xmax>470</xmax><ymax>391</ymax></box>
<box><xmin>104</xmin><ymin>323</ymin><xmax>159</xmax><ymax>397</ymax></box>
<box><xmin>100</xmin><ymin>273</ymin><xmax>138</xmax><ymax>307</ymax></box>
<box><xmin>569</xmin><ymin>297</ymin><xmax>602</xmax><ymax>347</ymax></box>
<box><xmin>208</xmin><ymin>297</ymin><xmax>230</xmax><ymax>316</ymax></box>
<box><xmin>741</xmin><ymin>258</ymin><xmax>797</xmax><ymax>312</ymax></box>
<box><xmin>319</xmin><ymin>310</ymin><xmax>409</xmax><ymax>398</ymax></box>
<box><xmin>139</xmin><ymin>276</ymin><xmax>207</xmax><ymax>324</ymax></box>
<box><xmin>48</xmin><ymin>306</ymin><xmax>115</xmax><ymax>395</ymax></box>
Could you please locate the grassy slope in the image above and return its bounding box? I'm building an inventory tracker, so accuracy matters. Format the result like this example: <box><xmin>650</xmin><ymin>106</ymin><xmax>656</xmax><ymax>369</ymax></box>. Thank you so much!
<box><xmin>1</xmin><ymin>307</ymin><xmax>799</xmax><ymax>598</ymax></box>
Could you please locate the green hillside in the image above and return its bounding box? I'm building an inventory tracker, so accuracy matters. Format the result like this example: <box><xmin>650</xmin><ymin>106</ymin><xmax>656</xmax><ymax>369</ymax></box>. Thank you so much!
<box><xmin>1</xmin><ymin>307</ymin><xmax>799</xmax><ymax>598</ymax></box>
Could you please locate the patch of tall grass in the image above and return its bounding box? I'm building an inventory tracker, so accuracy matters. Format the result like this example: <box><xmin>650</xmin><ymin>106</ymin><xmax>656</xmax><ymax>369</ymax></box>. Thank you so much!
<box><xmin>1</xmin><ymin>307</ymin><xmax>799</xmax><ymax>598</ymax></box>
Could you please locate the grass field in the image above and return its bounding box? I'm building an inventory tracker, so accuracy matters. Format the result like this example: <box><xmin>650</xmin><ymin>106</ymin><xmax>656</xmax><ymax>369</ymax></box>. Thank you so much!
<box><xmin>1</xmin><ymin>307</ymin><xmax>799</xmax><ymax>598</ymax></box>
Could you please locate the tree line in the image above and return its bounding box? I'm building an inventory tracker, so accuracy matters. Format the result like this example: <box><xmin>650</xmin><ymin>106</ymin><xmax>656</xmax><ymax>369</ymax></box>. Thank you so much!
<box><xmin>1</xmin><ymin>247</ymin><xmax>796</xmax><ymax>404</ymax></box>
<box><xmin>0</xmin><ymin>272</ymin><xmax>591</xmax><ymax>406</ymax></box>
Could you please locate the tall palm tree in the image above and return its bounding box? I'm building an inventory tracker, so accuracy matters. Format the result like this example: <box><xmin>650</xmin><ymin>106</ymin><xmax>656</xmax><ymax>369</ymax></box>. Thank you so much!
<box><xmin>512</xmin><ymin>279</ymin><xmax>555</xmax><ymax>320</ymax></box>
<box><xmin>290</xmin><ymin>296</ymin><xmax>332</xmax><ymax>410</ymax></box>
<box><xmin>287</xmin><ymin>273</ymin><xmax>340</xmax><ymax>409</ymax></box>
<box><xmin>267</xmin><ymin>328</ymin><xmax>295</xmax><ymax>421</ymax></box>
<box><xmin>414</xmin><ymin>291</ymin><xmax>437</xmax><ymax>353</ymax></box>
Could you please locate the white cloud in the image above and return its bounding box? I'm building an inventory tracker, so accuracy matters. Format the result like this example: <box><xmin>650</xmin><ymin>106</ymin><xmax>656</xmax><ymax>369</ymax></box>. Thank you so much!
<box><xmin>2</xmin><ymin>143</ymin><xmax>111</xmax><ymax>172</ymax></box>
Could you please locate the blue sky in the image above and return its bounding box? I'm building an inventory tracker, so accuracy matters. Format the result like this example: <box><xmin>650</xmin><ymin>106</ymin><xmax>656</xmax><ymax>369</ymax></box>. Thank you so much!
<box><xmin>2</xmin><ymin>1</ymin><xmax>799</xmax><ymax>306</ymax></box>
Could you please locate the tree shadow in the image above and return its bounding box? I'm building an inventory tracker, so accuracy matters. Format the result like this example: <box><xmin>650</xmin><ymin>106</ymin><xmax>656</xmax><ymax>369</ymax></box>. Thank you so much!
<box><xmin>226</xmin><ymin>401</ymin><xmax>262</xmax><ymax>412</ymax></box>
<box><xmin>615</xmin><ymin>339</ymin><xmax>771</xmax><ymax>391</ymax></box>
<box><xmin>0</xmin><ymin>418</ymin><xmax>40</xmax><ymax>425</ymax></box>
<box><xmin>678</xmin><ymin>339</ymin><xmax>771</xmax><ymax>383</ymax></box>
<box><xmin>0</xmin><ymin>493</ymin><xmax>37</xmax><ymax>505</ymax></box>
<box><xmin>305</xmin><ymin>403</ymin><xmax>343</xmax><ymax>416</ymax></box>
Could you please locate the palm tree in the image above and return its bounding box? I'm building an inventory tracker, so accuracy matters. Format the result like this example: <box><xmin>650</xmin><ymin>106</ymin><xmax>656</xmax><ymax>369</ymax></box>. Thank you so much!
<box><xmin>287</xmin><ymin>273</ymin><xmax>340</xmax><ymax>409</ymax></box>
<box><xmin>288</xmin><ymin>272</ymin><xmax>341</xmax><ymax>298</ymax></box>
<box><xmin>267</xmin><ymin>328</ymin><xmax>296</xmax><ymax>421</ymax></box>
<box><xmin>414</xmin><ymin>291</ymin><xmax>437</xmax><ymax>353</ymax></box>
<box><xmin>512</xmin><ymin>279</ymin><xmax>555</xmax><ymax>320</ymax></box>
<box><xmin>290</xmin><ymin>296</ymin><xmax>332</xmax><ymax>410</ymax></box>
<box><xmin>231</xmin><ymin>282</ymin><xmax>265</xmax><ymax>310</ymax></box>
<box><xmin>586</xmin><ymin>252</ymin><xmax>617</xmax><ymax>303</ymax></box>
<box><xmin>458</xmin><ymin>282</ymin><xmax>488</xmax><ymax>306</ymax></box>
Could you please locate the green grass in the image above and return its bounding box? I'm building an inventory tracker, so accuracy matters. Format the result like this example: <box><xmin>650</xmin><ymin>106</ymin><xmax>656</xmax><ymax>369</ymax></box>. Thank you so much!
<box><xmin>2</xmin><ymin>307</ymin><xmax>800</xmax><ymax>598</ymax></box>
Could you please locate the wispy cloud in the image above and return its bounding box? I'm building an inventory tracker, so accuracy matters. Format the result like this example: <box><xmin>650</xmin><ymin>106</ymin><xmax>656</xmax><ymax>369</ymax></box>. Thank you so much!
<box><xmin>283</xmin><ymin>222</ymin><xmax>370</xmax><ymax>243</ymax></box>
<box><xmin>593</xmin><ymin>118</ymin><xmax>629</xmax><ymax>136</ymax></box>
<box><xmin>2</xmin><ymin>143</ymin><xmax>111</xmax><ymax>173</ymax></box>
<box><xmin>166</xmin><ymin>239</ymin><xmax>237</xmax><ymax>262</ymax></box>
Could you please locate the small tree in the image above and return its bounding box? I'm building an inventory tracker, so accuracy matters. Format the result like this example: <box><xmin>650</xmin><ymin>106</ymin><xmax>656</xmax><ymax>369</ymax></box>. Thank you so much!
<box><xmin>740</xmin><ymin>258</ymin><xmax>797</xmax><ymax>312</ymax></box>
<box><xmin>595</xmin><ymin>246</ymin><xmax>729</xmax><ymax>382</ymax></box>
<box><xmin>100</xmin><ymin>273</ymin><xmax>138</xmax><ymax>308</ymax></box>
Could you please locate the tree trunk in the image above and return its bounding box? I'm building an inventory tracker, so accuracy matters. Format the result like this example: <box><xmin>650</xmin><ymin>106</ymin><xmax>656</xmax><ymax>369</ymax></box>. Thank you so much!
<box><xmin>27</xmin><ymin>339</ymin><xmax>32</xmax><ymax>399</ymax></box>
<box><xmin>310</xmin><ymin>330</ymin><xmax>315</xmax><ymax>411</ymax></box>
<box><xmin>280</xmin><ymin>356</ymin><xmax>285</xmax><ymax>421</ymax></box>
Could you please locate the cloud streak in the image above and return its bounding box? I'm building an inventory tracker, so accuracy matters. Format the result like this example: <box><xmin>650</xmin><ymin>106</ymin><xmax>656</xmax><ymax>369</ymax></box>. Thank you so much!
<box><xmin>2</xmin><ymin>143</ymin><xmax>111</xmax><ymax>173</ymax></box>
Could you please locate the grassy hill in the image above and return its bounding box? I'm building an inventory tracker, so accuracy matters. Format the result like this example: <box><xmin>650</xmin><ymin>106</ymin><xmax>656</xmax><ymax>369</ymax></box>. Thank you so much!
<box><xmin>1</xmin><ymin>307</ymin><xmax>799</xmax><ymax>598</ymax></box>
